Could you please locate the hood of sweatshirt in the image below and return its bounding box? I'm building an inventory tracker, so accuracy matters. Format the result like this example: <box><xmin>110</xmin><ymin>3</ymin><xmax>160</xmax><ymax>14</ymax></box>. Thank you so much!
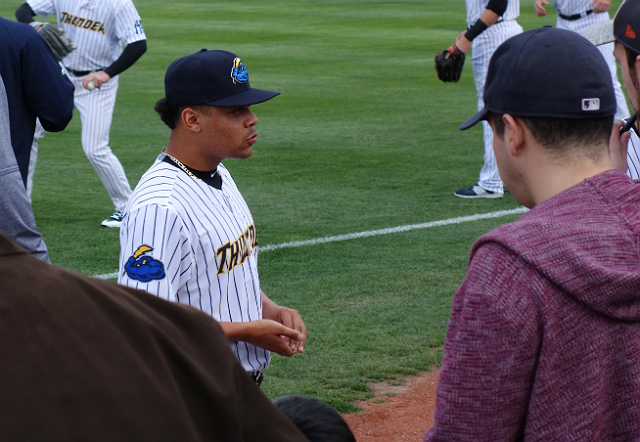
<box><xmin>472</xmin><ymin>170</ymin><xmax>640</xmax><ymax>322</ymax></box>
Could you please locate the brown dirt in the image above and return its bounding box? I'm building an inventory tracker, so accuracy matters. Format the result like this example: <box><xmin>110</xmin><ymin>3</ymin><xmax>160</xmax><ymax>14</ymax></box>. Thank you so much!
<box><xmin>342</xmin><ymin>369</ymin><xmax>439</xmax><ymax>442</ymax></box>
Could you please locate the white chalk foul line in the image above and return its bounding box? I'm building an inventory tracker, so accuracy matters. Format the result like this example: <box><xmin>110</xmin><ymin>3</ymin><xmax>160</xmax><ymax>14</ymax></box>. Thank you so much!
<box><xmin>94</xmin><ymin>207</ymin><xmax>528</xmax><ymax>280</ymax></box>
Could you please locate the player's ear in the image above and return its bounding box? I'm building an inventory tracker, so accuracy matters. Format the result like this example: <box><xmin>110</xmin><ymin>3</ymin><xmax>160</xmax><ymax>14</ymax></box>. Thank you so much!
<box><xmin>503</xmin><ymin>114</ymin><xmax>525</xmax><ymax>156</ymax></box>
<box><xmin>181</xmin><ymin>107</ymin><xmax>202</xmax><ymax>133</ymax></box>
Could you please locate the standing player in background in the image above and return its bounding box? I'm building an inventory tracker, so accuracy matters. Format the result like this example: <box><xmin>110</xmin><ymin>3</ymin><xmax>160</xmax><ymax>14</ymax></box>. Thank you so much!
<box><xmin>585</xmin><ymin>0</ymin><xmax>640</xmax><ymax>180</ymax></box>
<box><xmin>534</xmin><ymin>0</ymin><xmax>630</xmax><ymax>121</ymax></box>
<box><xmin>0</xmin><ymin>16</ymin><xmax>74</xmax><ymax>262</ymax></box>
<box><xmin>451</xmin><ymin>0</ymin><xmax>522</xmax><ymax>199</ymax></box>
<box><xmin>118</xmin><ymin>49</ymin><xmax>307</xmax><ymax>386</ymax></box>
<box><xmin>16</xmin><ymin>0</ymin><xmax>147</xmax><ymax>227</ymax></box>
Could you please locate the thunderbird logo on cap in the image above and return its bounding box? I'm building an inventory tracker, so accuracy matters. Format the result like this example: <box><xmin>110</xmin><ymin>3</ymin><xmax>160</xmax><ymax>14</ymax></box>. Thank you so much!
<box><xmin>231</xmin><ymin>58</ymin><xmax>248</xmax><ymax>84</ymax></box>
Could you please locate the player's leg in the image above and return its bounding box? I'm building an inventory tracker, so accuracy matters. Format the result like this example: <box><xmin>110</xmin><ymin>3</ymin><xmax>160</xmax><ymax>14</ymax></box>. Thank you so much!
<box><xmin>599</xmin><ymin>42</ymin><xmax>631</xmax><ymax>120</ymax></box>
<box><xmin>558</xmin><ymin>16</ymin><xmax>630</xmax><ymax>120</ymax></box>
<box><xmin>453</xmin><ymin>36</ymin><xmax>503</xmax><ymax>198</ymax></box>
<box><xmin>26</xmin><ymin>119</ymin><xmax>46</xmax><ymax>201</ymax></box>
<box><xmin>74</xmin><ymin>76</ymin><xmax>132</xmax><ymax>226</ymax></box>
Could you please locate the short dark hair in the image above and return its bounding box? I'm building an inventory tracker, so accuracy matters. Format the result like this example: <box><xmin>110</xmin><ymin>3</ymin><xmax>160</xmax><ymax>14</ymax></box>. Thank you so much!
<box><xmin>488</xmin><ymin>112</ymin><xmax>612</xmax><ymax>160</ymax></box>
<box><xmin>624</xmin><ymin>45</ymin><xmax>639</xmax><ymax>69</ymax></box>
<box><xmin>154</xmin><ymin>98</ymin><xmax>210</xmax><ymax>129</ymax></box>
<box><xmin>273</xmin><ymin>395</ymin><xmax>355</xmax><ymax>442</ymax></box>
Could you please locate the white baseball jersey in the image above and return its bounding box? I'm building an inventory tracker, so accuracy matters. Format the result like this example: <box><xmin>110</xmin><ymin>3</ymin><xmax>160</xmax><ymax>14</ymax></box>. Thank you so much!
<box><xmin>466</xmin><ymin>0</ymin><xmax>520</xmax><ymax>27</ymax></box>
<box><xmin>28</xmin><ymin>0</ymin><xmax>146</xmax><ymax>71</ymax></box>
<box><xmin>552</xmin><ymin>0</ymin><xmax>603</xmax><ymax>16</ymax></box>
<box><xmin>550</xmin><ymin>0</ymin><xmax>630</xmax><ymax>121</ymax></box>
<box><xmin>118</xmin><ymin>154</ymin><xmax>269</xmax><ymax>372</ymax></box>
<box><xmin>466</xmin><ymin>0</ymin><xmax>522</xmax><ymax>193</ymax></box>
<box><xmin>627</xmin><ymin>127</ymin><xmax>640</xmax><ymax>180</ymax></box>
<box><xmin>26</xmin><ymin>0</ymin><xmax>145</xmax><ymax>213</ymax></box>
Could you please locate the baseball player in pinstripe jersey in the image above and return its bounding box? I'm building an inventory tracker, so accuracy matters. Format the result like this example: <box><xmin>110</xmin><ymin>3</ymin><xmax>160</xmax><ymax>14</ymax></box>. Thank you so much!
<box><xmin>535</xmin><ymin>0</ymin><xmax>630</xmax><ymax>121</ymax></box>
<box><xmin>583</xmin><ymin>0</ymin><xmax>640</xmax><ymax>181</ymax></box>
<box><xmin>452</xmin><ymin>0</ymin><xmax>523</xmax><ymax>199</ymax></box>
<box><xmin>16</xmin><ymin>0</ymin><xmax>147</xmax><ymax>227</ymax></box>
<box><xmin>118</xmin><ymin>49</ymin><xmax>307</xmax><ymax>385</ymax></box>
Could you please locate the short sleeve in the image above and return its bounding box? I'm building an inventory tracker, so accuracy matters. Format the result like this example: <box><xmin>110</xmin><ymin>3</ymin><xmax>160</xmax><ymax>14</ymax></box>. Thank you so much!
<box><xmin>118</xmin><ymin>204</ymin><xmax>192</xmax><ymax>302</ymax></box>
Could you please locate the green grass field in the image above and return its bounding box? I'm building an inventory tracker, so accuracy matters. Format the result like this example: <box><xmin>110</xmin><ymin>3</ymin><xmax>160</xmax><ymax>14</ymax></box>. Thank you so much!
<box><xmin>1</xmin><ymin>0</ymin><xmax>625</xmax><ymax>411</ymax></box>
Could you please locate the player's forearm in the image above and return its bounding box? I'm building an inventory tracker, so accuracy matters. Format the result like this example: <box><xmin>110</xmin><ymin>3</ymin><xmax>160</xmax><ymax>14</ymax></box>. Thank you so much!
<box><xmin>219</xmin><ymin>321</ymin><xmax>254</xmax><ymax>341</ymax></box>
<box><xmin>15</xmin><ymin>3</ymin><xmax>35</xmax><ymax>24</ymax></box>
<box><xmin>479</xmin><ymin>8</ymin><xmax>501</xmax><ymax>27</ymax></box>
<box><xmin>103</xmin><ymin>40</ymin><xmax>147</xmax><ymax>78</ymax></box>
<box><xmin>261</xmin><ymin>291</ymin><xmax>282</xmax><ymax>320</ymax></box>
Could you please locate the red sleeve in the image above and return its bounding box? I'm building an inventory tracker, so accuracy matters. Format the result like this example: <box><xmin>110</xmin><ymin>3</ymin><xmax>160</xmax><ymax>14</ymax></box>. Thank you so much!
<box><xmin>424</xmin><ymin>243</ymin><xmax>541</xmax><ymax>442</ymax></box>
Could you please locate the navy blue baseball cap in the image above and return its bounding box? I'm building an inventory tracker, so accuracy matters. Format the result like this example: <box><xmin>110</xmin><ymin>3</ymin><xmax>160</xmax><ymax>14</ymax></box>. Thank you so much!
<box><xmin>164</xmin><ymin>49</ymin><xmax>280</xmax><ymax>106</ymax></box>
<box><xmin>460</xmin><ymin>26</ymin><xmax>616</xmax><ymax>130</ymax></box>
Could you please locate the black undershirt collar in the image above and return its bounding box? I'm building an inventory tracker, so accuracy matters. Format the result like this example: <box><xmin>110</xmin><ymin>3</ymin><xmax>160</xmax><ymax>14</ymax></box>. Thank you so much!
<box><xmin>162</xmin><ymin>155</ymin><xmax>223</xmax><ymax>190</ymax></box>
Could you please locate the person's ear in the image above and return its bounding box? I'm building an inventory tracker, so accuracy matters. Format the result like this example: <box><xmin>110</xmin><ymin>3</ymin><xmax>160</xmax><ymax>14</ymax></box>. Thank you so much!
<box><xmin>181</xmin><ymin>107</ymin><xmax>202</xmax><ymax>133</ymax></box>
<box><xmin>503</xmin><ymin>114</ymin><xmax>526</xmax><ymax>157</ymax></box>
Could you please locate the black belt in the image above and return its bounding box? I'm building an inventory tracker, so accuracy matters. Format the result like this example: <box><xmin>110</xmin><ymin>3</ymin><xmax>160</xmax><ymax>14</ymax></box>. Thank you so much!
<box><xmin>558</xmin><ymin>10</ymin><xmax>592</xmax><ymax>21</ymax></box>
<box><xmin>66</xmin><ymin>68</ymin><xmax>102</xmax><ymax>77</ymax></box>
<box><xmin>249</xmin><ymin>370</ymin><xmax>264</xmax><ymax>387</ymax></box>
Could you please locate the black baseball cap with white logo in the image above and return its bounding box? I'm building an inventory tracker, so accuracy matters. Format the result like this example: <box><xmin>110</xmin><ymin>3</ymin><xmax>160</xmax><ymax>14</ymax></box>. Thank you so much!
<box><xmin>164</xmin><ymin>49</ymin><xmax>280</xmax><ymax>107</ymax></box>
<box><xmin>460</xmin><ymin>26</ymin><xmax>616</xmax><ymax>130</ymax></box>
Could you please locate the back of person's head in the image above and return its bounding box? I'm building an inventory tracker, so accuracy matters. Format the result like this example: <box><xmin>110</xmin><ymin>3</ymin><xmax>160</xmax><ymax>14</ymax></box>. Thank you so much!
<box><xmin>460</xmin><ymin>26</ymin><xmax>615</xmax><ymax>155</ymax></box>
<box><xmin>273</xmin><ymin>395</ymin><xmax>356</xmax><ymax>442</ymax></box>
<box><xmin>487</xmin><ymin>113</ymin><xmax>613</xmax><ymax>161</ymax></box>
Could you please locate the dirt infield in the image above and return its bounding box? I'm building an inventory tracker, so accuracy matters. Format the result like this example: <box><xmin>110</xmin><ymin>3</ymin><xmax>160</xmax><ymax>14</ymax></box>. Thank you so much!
<box><xmin>342</xmin><ymin>369</ymin><xmax>439</xmax><ymax>442</ymax></box>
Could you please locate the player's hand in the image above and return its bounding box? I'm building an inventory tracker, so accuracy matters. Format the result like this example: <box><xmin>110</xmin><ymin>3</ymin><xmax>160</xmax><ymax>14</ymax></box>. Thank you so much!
<box><xmin>534</xmin><ymin>0</ymin><xmax>550</xmax><ymax>16</ymax></box>
<box><xmin>244</xmin><ymin>319</ymin><xmax>305</xmax><ymax>357</ymax></box>
<box><xmin>591</xmin><ymin>0</ymin><xmax>611</xmax><ymax>13</ymax></box>
<box><xmin>454</xmin><ymin>32</ymin><xmax>472</xmax><ymax>54</ymax></box>
<box><xmin>82</xmin><ymin>71</ymin><xmax>111</xmax><ymax>90</ymax></box>
<box><xmin>261</xmin><ymin>291</ymin><xmax>307</xmax><ymax>353</ymax></box>
<box><xmin>609</xmin><ymin>119</ymin><xmax>632</xmax><ymax>172</ymax></box>
<box><xmin>267</xmin><ymin>306</ymin><xmax>307</xmax><ymax>354</ymax></box>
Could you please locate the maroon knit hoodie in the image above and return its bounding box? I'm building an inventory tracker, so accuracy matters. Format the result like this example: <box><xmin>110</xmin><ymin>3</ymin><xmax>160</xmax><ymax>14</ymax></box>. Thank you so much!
<box><xmin>424</xmin><ymin>170</ymin><xmax>640</xmax><ymax>442</ymax></box>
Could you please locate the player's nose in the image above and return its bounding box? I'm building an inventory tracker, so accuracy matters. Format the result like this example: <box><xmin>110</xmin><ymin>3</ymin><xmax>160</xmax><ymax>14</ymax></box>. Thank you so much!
<box><xmin>247</xmin><ymin>108</ymin><xmax>258</xmax><ymax>126</ymax></box>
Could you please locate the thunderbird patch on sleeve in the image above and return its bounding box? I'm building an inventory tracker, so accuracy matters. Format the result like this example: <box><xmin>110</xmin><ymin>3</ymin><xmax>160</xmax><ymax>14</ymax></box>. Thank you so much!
<box><xmin>124</xmin><ymin>245</ymin><xmax>166</xmax><ymax>282</ymax></box>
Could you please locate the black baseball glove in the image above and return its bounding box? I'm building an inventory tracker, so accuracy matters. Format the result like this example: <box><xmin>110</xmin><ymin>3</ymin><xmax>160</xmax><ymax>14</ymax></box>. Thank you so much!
<box><xmin>435</xmin><ymin>44</ymin><xmax>465</xmax><ymax>83</ymax></box>
<box><xmin>30</xmin><ymin>22</ymin><xmax>76</xmax><ymax>62</ymax></box>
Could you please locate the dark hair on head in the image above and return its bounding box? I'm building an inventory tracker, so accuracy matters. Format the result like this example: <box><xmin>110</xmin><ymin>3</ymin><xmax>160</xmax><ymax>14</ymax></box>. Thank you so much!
<box><xmin>154</xmin><ymin>98</ymin><xmax>210</xmax><ymax>129</ymax></box>
<box><xmin>154</xmin><ymin>98</ymin><xmax>182</xmax><ymax>129</ymax></box>
<box><xmin>488</xmin><ymin>112</ymin><xmax>612</xmax><ymax>160</ymax></box>
<box><xmin>273</xmin><ymin>395</ymin><xmax>356</xmax><ymax>442</ymax></box>
<box><xmin>624</xmin><ymin>45</ymin><xmax>639</xmax><ymax>69</ymax></box>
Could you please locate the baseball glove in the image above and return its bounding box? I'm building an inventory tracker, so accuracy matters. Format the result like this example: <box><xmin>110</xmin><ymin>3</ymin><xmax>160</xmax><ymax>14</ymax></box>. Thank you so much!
<box><xmin>30</xmin><ymin>22</ymin><xmax>76</xmax><ymax>62</ymax></box>
<box><xmin>435</xmin><ymin>45</ymin><xmax>465</xmax><ymax>83</ymax></box>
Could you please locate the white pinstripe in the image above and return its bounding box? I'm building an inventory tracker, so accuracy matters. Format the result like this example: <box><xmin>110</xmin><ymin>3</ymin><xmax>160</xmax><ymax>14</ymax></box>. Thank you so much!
<box><xmin>26</xmin><ymin>0</ymin><xmax>146</xmax><ymax>211</ymax></box>
<box><xmin>467</xmin><ymin>0</ymin><xmax>522</xmax><ymax>193</ymax></box>
<box><xmin>118</xmin><ymin>155</ymin><xmax>269</xmax><ymax>372</ymax></box>
<box><xmin>551</xmin><ymin>0</ymin><xmax>630</xmax><ymax>120</ymax></box>
<box><xmin>627</xmin><ymin>126</ymin><xmax>640</xmax><ymax>180</ymax></box>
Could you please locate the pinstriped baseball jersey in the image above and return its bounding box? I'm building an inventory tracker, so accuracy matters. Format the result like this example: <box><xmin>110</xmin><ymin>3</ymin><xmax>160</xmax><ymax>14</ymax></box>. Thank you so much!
<box><xmin>466</xmin><ymin>0</ymin><xmax>519</xmax><ymax>27</ymax></box>
<box><xmin>552</xmin><ymin>0</ymin><xmax>603</xmax><ymax>16</ymax></box>
<box><xmin>466</xmin><ymin>0</ymin><xmax>522</xmax><ymax>193</ymax></box>
<box><xmin>548</xmin><ymin>0</ymin><xmax>630</xmax><ymax>121</ymax></box>
<box><xmin>118</xmin><ymin>154</ymin><xmax>269</xmax><ymax>372</ymax></box>
<box><xmin>627</xmin><ymin>128</ymin><xmax>640</xmax><ymax>180</ymax></box>
<box><xmin>27</xmin><ymin>0</ymin><xmax>146</xmax><ymax>71</ymax></box>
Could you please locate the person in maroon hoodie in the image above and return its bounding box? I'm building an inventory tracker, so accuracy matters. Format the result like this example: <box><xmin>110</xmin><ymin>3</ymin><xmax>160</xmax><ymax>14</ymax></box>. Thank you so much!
<box><xmin>424</xmin><ymin>26</ymin><xmax>640</xmax><ymax>442</ymax></box>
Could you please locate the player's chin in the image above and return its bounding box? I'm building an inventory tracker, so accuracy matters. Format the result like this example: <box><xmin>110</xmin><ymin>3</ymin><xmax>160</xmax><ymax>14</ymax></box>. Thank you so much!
<box><xmin>239</xmin><ymin>146</ymin><xmax>253</xmax><ymax>159</ymax></box>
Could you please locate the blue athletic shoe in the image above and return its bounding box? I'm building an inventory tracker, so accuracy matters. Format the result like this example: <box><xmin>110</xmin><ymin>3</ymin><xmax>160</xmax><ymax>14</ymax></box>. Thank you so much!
<box><xmin>454</xmin><ymin>185</ymin><xmax>503</xmax><ymax>199</ymax></box>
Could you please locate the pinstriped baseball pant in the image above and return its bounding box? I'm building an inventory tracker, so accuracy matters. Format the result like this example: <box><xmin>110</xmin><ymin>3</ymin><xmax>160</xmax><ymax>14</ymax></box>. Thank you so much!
<box><xmin>27</xmin><ymin>72</ymin><xmax>131</xmax><ymax>212</ymax></box>
<box><xmin>471</xmin><ymin>20</ymin><xmax>523</xmax><ymax>194</ymax></box>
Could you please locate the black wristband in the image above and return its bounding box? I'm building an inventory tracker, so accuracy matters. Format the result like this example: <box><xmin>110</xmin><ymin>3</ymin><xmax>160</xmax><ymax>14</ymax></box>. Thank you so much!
<box><xmin>464</xmin><ymin>19</ymin><xmax>488</xmax><ymax>42</ymax></box>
